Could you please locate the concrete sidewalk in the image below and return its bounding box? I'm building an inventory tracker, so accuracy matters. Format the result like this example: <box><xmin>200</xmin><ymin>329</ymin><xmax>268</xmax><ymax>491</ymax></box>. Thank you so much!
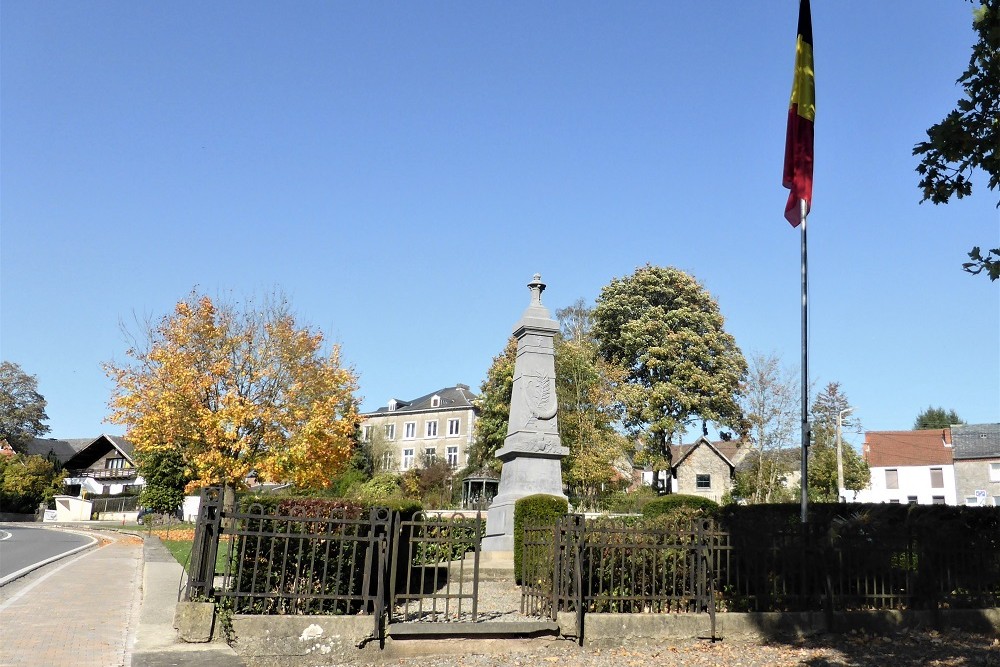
<box><xmin>0</xmin><ymin>530</ymin><xmax>142</xmax><ymax>667</ymax></box>
<box><xmin>130</xmin><ymin>532</ymin><xmax>245</xmax><ymax>667</ymax></box>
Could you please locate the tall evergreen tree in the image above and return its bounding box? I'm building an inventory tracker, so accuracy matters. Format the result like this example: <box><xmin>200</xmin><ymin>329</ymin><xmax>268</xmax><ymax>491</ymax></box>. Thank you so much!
<box><xmin>913</xmin><ymin>406</ymin><xmax>963</xmax><ymax>430</ymax></box>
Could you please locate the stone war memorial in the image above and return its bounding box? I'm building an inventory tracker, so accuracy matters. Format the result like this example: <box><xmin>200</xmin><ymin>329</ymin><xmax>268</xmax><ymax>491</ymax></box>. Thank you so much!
<box><xmin>482</xmin><ymin>274</ymin><xmax>568</xmax><ymax>552</ymax></box>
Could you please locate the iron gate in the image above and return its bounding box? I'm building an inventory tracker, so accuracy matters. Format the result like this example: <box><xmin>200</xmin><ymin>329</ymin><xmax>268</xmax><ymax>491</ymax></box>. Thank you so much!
<box><xmin>388</xmin><ymin>510</ymin><xmax>484</xmax><ymax>623</ymax></box>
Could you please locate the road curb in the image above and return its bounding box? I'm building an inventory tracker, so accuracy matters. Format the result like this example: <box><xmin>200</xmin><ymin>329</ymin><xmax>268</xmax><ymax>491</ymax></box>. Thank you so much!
<box><xmin>0</xmin><ymin>524</ymin><xmax>99</xmax><ymax>586</ymax></box>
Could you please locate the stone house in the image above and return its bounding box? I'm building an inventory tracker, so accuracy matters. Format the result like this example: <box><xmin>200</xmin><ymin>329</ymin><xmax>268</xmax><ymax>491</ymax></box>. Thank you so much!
<box><xmin>359</xmin><ymin>385</ymin><xmax>478</xmax><ymax>473</ymax></box>
<box><xmin>856</xmin><ymin>429</ymin><xmax>956</xmax><ymax>505</ymax></box>
<box><xmin>951</xmin><ymin>423</ymin><xmax>1000</xmax><ymax>507</ymax></box>
<box><xmin>641</xmin><ymin>436</ymin><xmax>745</xmax><ymax>503</ymax></box>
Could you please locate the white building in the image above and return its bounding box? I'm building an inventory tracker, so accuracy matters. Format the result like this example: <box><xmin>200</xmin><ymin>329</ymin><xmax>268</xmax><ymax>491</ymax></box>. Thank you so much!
<box><xmin>855</xmin><ymin>429</ymin><xmax>956</xmax><ymax>505</ymax></box>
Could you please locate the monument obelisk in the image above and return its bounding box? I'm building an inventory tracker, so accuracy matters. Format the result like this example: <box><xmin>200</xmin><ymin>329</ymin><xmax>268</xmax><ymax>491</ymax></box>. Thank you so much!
<box><xmin>482</xmin><ymin>274</ymin><xmax>568</xmax><ymax>552</ymax></box>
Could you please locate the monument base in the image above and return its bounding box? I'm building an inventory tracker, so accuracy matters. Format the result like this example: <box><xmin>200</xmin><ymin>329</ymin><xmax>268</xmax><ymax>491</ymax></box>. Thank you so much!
<box><xmin>482</xmin><ymin>456</ymin><xmax>566</xmax><ymax>552</ymax></box>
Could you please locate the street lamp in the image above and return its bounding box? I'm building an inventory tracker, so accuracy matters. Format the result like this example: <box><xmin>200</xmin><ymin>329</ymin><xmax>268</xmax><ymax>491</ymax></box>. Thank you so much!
<box><xmin>836</xmin><ymin>407</ymin><xmax>855</xmax><ymax>502</ymax></box>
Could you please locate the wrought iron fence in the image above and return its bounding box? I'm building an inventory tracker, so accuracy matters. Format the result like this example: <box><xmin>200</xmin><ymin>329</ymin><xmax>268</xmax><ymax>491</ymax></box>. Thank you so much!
<box><xmin>186</xmin><ymin>488</ymin><xmax>391</xmax><ymax>627</ymax></box>
<box><xmin>522</xmin><ymin>515</ymin><xmax>717</xmax><ymax>639</ymax></box>
<box><xmin>715</xmin><ymin>521</ymin><xmax>1000</xmax><ymax>612</ymax></box>
<box><xmin>389</xmin><ymin>511</ymin><xmax>483</xmax><ymax>622</ymax></box>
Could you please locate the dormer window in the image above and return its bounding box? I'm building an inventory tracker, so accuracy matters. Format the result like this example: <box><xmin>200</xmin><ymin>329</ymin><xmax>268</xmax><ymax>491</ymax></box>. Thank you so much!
<box><xmin>388</xmin><ymin>399</ymin><xmax>398</xmax><ymax>411</ymax></box>
<box><xmin>430</xmin><ymin>395</ymin><xmax>440</xmax><ymax>408</ymax></box>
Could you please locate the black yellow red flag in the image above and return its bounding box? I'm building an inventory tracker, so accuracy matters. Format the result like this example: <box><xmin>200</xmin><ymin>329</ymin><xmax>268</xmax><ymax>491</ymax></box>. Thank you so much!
<box><xmin>783</xmin><ymin>0</ymin><xmax>815</xmax><ymax>227</ymax></box>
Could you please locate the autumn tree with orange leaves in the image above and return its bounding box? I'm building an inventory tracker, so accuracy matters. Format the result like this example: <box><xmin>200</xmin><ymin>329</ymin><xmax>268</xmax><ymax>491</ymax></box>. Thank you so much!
<box><xmin>105</xmin><ymin>291</ymin><xmax>361</xmax><ymax>493</ymax></box>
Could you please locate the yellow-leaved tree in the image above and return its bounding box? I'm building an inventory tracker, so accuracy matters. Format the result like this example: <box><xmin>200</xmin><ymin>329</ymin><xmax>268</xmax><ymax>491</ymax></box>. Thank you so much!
<box><xmin>105</xmin><ymin>291</ymin><xmax>360</xmax><ymax>493</ymax></box>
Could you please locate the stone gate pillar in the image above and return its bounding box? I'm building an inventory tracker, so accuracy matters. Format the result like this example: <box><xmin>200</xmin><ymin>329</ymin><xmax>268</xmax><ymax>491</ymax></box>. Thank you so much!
<box><xmin>482</xmin><ymin>274</ymin><xmax>568</xmax><ymax>552</ymax></box>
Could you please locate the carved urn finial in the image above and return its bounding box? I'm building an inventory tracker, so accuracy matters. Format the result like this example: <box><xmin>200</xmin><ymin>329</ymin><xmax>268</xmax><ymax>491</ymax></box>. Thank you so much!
<box><xmin>528</xmin><ymin>274</ymin><xmax>545</xmax><ymax>306</ymax></box>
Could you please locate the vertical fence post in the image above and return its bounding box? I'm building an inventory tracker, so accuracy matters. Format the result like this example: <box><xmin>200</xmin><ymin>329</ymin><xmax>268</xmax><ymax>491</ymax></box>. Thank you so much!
<box><xmin>698</xmin><ymin>519</ymin><xmax>717</xmax><ymax>640</ymax></box>
<box><xmin>573</xmin><ymin>515</ymin><xmax>585</xmax><ymax>646</ymax></box>
<box><xmin>186</xmin><ymin>486</ymin><xmax>223</xmax><ymax>600</ymax></box>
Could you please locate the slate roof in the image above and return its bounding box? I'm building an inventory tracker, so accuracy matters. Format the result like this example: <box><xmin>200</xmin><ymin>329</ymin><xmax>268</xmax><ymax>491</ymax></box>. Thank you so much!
<box><xmin>23</xmin><ymin>437</ymin><xmax>93</xmax><ymax>464</ymax></box>
<box><xmin>364</xmin><ymin>384</ymin><xmax>478</xmax><ymax>416</ymax></box>
<box><xmin>863</xmin><ymin>429</ymin><xmax>953</xmax><ymax>467</ymax></box>
<box><xmin>23</xmin><ymin>435</ymin><xmax>135</xmax><ymax>467</ymax></box>
<box><xmin>669</xmin><ymin>437</ymin><xmax>746</xmax><ymax>470</ymax></box>
<box><xmin>950</xmin><ymin>423</ymin><xmax>1000</xmax><ymax>460</ymax></box>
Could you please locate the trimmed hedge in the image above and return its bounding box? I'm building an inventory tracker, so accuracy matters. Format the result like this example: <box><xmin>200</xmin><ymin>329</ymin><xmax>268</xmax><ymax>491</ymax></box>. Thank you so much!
<box><xmin>642</xmin><ymin>494</ymin><xmax>720</xmax><ymax>520</ymax></box>
<box><xmin>513</xmin><ymin>494</ymin><xmax>568</xmax><ymax>584</ymax></box>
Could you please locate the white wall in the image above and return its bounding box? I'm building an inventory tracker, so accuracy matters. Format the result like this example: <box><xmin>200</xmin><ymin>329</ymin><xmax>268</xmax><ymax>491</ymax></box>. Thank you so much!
<box><xmin>854</xmin><ymin>464</ymin><xmax>957</xmax><ymax>505</ymax></box>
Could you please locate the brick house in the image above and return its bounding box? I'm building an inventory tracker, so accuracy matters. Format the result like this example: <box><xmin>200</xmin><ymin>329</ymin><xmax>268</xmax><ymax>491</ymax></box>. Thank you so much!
<box><xmin>951</xmin><ymin>423</ymin><xmax>1000</xmax><ymax>507</ymax></box>
<box><xmin>359</xmin><ymin>385</ymin><xmax>478</xmax><ymax>473</ymax></box>
<box><xmin>856</xmin><ymin>429</ymin><xmax>955</xmax><ymax>505</ymax></box>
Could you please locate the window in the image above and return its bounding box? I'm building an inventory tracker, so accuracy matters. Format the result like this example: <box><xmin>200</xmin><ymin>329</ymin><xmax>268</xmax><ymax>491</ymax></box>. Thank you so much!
<box><xmin>402</xmin><ymin>449</ymin><xmax>414</xmax><ymax>470</ymax></box>
<box><xmin>448</xmin><ymin>418</ymin><xmax>460</xmax><ymax>436</ymax></box>
<box><xmin>404</xmin><ymin>422</ymin><xmax>416</xmax><ymax>439</ymax></box>
<box><xmin>932</xmin><ymin>496</ymin><xmax>945</xmax><ymax>505</ymax></box>
<box><xmin>105</xmin><ymin>457</ymin><xmax>126</xmax><ymax>469</ymax></box>
<box><xmin>431</xmin><ymin>395</ymin><xmax>440</xmax><ymax>408</ymax></box>
<box><xmin>447</xmin><ymin>446</ymin><xmax>459</xmax><ymax>468</ymax></box>
<box><xmin>362</xmin><ymin>425</ymin><xmax>373</xmax><ymax>442</ymax></box>
<box><xmin>907</xmin><ymin>496</ymin><xmax>918</xmax><ymax>504</ymax></box>
<box><xmin>885</xmin><ymin>469</ymin><xmax>899</xmax><ymax>490</ymax></box>
<box><xmin>990</xmin><ymin>462</ymin><xmax>1000</xmax><ymax>482</ymax></box>
<box><xmin>965</xmin><ymin>496</ymin><xmax>977</xmax><ymax>506</ymax></box>
<box><xmin>930</xmin><ymin>467</ymin><xmax>944</xmax><ymax>489</ymax></box>
<box><xmin>994</xmin><ymin>496</ymin><xmax>1000</xmax><ymax>507</ymax></box>
<box><xmin>695</xmin><ymin>474</ymin><xmax>711</xmax><ymax>490</ymax></box>
<box><xmin>426</xmin><ymin>420</ymin><xmax>438</xmax><ymax>437</ymax></box>
<box><xmin>424</xmin><ymin>447</ymin><xmax>437</xmax><ymax>465</ymax></box>
<box><xmin>889</xmin><ymin>499</ymin><xmax>900</xmax><ymax>504</ymax></box>
<box><xmin>384</xmin><ymin>424</ymin><xmax>395</xmax><ymax>440</ymax></box>
<box><xmin>380</xmin><ymin>451</ymin><xmax>394</xmax><ymax>471</ymax></box>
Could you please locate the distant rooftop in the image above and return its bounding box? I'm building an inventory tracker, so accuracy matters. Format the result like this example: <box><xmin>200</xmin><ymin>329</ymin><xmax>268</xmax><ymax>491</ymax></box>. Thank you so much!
<box><xmin>363</xmin><ymin>384</ymin><xmax>478</xmax><ymax>416</ymax></box>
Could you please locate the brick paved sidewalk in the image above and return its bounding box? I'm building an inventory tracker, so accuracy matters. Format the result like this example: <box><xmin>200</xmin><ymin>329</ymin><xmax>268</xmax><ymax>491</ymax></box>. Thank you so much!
<box><xmin>0</xmin><ymin>532</ymin><xmax>143</xmax><ymax>667</ymax></box>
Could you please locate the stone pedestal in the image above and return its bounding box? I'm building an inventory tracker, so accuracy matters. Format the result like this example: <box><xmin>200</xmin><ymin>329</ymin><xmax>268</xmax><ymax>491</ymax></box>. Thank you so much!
<box><xmin>482</xmin><ymin>275</ymin><xmax>568</xmax><ymax>552</ymax></box>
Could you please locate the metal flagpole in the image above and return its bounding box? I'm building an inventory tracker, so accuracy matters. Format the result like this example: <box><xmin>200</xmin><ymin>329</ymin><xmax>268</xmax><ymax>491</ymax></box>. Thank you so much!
<box><xmin>799</xmin><ymin>197</ymin><xmax>809</xmax><ymax>524</ymax></box>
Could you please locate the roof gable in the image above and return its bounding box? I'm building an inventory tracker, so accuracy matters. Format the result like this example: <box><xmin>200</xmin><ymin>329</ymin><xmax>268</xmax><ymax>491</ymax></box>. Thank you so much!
<box><xmin>671</xmin><ymin>436</ymin><xmax>740</xmax><ymax>471</ymax></box>
<box><xmin>63</xmin><ymin>434</ymin><xmax>136</xmax><ymax>470</ymax></box>
<box><xmin>863</xmin><ymin>429</ymin><xmax>953</xmax><ymax>467</ymax></box>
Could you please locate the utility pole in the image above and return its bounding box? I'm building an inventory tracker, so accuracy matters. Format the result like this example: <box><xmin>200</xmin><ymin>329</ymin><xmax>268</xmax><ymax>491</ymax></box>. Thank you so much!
<box><xmin>836</xmin><ymin>407</ymin><xmax>854</xmax><ymax>502</ymax></box>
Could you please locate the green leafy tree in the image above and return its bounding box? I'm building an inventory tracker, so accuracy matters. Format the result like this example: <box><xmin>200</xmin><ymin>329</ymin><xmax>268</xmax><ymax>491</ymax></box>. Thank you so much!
<box><xmin>0</xmin><ymin>361</ymin><xmax>50</xmax><ymax>450</ymax></box>
<box><xmin>592</xmin><ymin>265</ymin><xmax>747</xmax><ymax>493</ymax></box>
<box><xmin>914</xmin><ymin>406</ymin><xmax>964</xmax><ymax>430</ymax></box>
<box><xmin>467</xmin><ymin>337</ymin><xmax>517</xmax><ymax>473</ymax></box>
<box><xmin>914</xmin><ymin>0</ymin><xmax>1000</xmax><ymax>280</ymax></box>
<box><xmin>137</xmin><ymin>449</ymin><xmax>188</xmax><ymax>514</ymax></box>
<box><xmin>555</xmin><ymin>300</ymin><xmax>631</xmax><ymax>508</ymax></box>
<box><xmin>807</xmin><ymin>382</ymin><xmax>869</xmax><ymax>501</ymax></box>
<box><xmin>0</xmin><ymin>454</ymin><xmax>65</xmax><ymax>513</ymax></box>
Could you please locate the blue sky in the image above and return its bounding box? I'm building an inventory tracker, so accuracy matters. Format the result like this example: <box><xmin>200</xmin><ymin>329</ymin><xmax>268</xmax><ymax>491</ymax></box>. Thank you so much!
<box><xmin>2</xmin><ymin>1</ymin><xmax>998</xmax><ymax>449</ymax></box>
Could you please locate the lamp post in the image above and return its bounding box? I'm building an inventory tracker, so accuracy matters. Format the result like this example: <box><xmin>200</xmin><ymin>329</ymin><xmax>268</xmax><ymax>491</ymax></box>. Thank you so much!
<box><xmin>836</xmin><ymin>407</ymin><xmax>855</xmax><ymax>502</ymax></box>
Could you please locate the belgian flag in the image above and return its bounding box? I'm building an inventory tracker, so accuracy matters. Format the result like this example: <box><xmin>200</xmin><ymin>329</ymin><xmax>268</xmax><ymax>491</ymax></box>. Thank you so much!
<box><xmin>783</xmin><ymin>0</ymin><xmax>815</xmax><ymax>227</ymax></box>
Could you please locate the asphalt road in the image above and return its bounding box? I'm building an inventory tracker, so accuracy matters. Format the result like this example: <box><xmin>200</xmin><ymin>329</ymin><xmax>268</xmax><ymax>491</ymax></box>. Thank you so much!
<box><xmin>0</xmin><ymin>524</ymin><xmax>95</xmax><ymax>580</ymax></box>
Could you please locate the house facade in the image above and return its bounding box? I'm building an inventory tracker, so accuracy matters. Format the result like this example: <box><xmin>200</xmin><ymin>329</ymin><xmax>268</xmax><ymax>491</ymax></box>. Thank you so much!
<box><xmin>642</xmin><ymin>437</ymin><xmax>745</xmax><ymax>503</ymax></box>
<box><xmin>26</xmin><ymin>434</ymin><xmax>142</xmax><ymax>497</ymax></box>
<box><xmin>856</xmin><ymin>429</ymin><xmax>956</xmax><ymax>505</ymax></box>
<box><xmin>359</xmin><ymin>385</ymin><xmax>478</xmax><ymax>473</ymax></box>
<box><xmin>951</xmin><ymin>423</ymin><xmax>1000</xmax><ymax>507</ymax></box>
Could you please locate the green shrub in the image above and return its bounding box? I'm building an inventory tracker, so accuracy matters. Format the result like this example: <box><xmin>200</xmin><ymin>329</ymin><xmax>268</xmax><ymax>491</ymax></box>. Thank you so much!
<box><xmin>642</xmin><ymin>494</ymin><xmax>720</xmax><ymax>520</ymax></box>
<box><xmin>513</xmin><ymin>494</ymin><xmax>568</xmax><ymax>584</ymax></box>
<box><xmin>349</xmin><ymin>473</ymin><xmax>401</xmax><ymax>505</ymax></box>
<box><xmin>603</xmin><ymin>486</ymin><xmax>658</xmax><ymax>514</ymax></box>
